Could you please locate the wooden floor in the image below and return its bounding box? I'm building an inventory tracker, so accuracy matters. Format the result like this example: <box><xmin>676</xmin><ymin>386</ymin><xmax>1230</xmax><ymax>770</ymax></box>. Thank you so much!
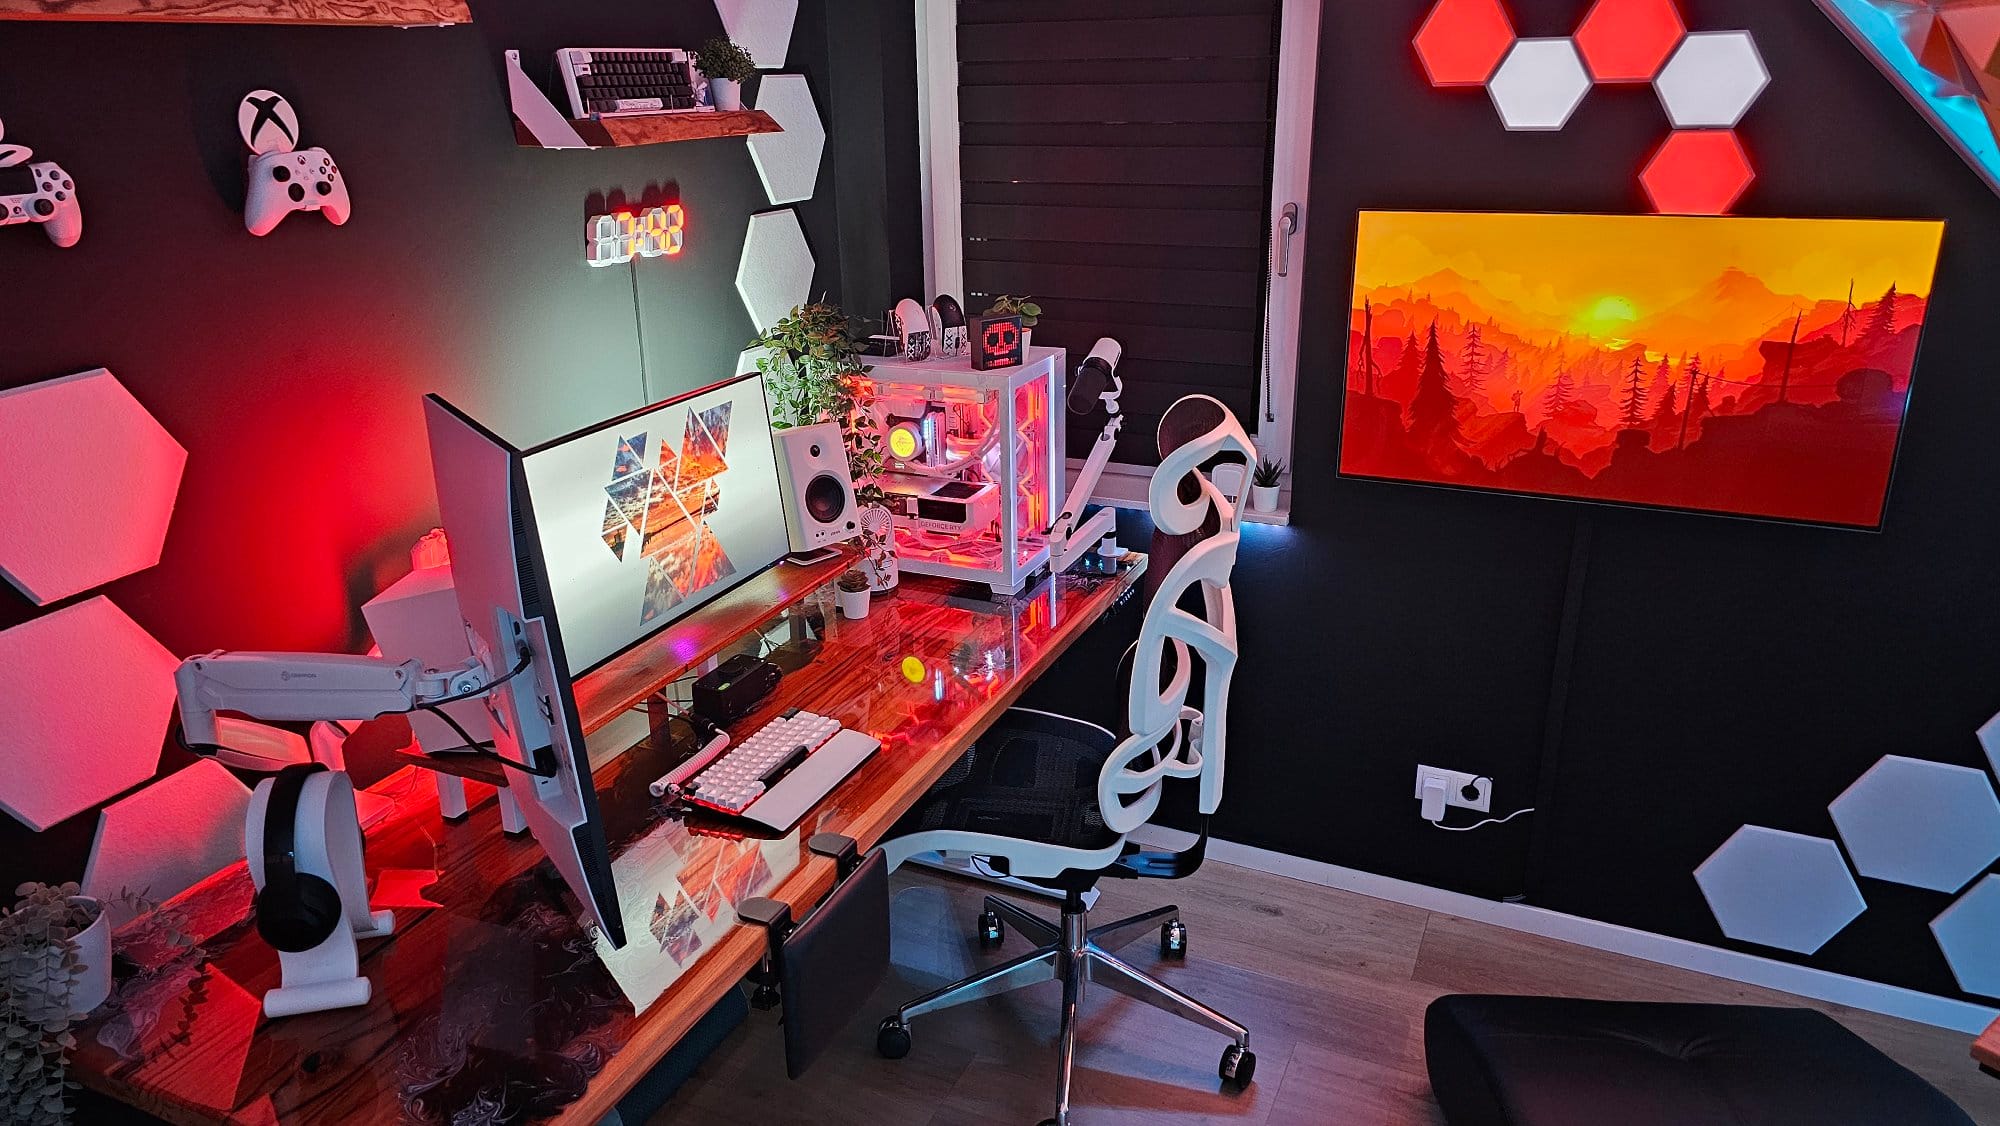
<box><xmin>654</xmin><ymin>860</ymin><xmax>2000</xmax><ymax>1126</ymax></box>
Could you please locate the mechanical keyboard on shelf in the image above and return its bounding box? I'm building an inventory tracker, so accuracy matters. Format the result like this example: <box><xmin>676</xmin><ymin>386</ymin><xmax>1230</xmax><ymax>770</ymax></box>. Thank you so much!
<box><xmin>556</xmin><ymin>48</ymin><xmax>704</xmax><ymax>119</ymax></box>
<box><xmin>662</xmin><ymin>708</ymin><xmax>879</xmax><ymax>832</ymax></box>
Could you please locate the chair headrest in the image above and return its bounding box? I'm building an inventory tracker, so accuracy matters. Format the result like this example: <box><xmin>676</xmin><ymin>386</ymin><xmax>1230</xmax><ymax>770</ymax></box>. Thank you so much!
<box><xmin>1150</xmin><ymin>395</ymin><xmax>1256</xmax><ymax>537</ymax></box>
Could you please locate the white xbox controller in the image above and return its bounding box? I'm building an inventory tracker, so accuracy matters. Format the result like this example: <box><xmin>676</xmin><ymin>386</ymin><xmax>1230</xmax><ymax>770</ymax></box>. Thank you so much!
<box><xmin>0</xmin><ymin>160</ymin><xmax>81</xmax><ymax>248</ymax></box>
<box><xmin>245</xmin><ymin>146</ymin><xmax>349</xmax><ymax>237</ymax></box>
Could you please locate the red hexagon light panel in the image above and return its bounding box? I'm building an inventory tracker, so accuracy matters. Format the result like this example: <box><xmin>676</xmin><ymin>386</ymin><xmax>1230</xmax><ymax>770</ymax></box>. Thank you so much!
<box><xmin>1414</xmin><ymin>0</ymin><xmax>1518</xmax><ymax>86</ymax></box>
<box><xmin>1641</xmin><ymin>130</ymin><xmax>1755</xmax><ymax>213</ymax></box>
<box><xmin>1416</xmin><ymin>0</ymin><xmax>1767</xmax><ymax>212</ymax></box>
<box><xmin>1576</xmin><ymin>0</ymin><xmax>1686</xmax><ymax>82</ymax></box>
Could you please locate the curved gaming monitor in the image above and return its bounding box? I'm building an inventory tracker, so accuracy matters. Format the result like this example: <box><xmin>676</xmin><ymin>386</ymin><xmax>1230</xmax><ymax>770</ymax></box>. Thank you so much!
<box><xmin>423</xmin><ymin>374</ymin><xmax>790</xmax><ymax>949</ymax></box>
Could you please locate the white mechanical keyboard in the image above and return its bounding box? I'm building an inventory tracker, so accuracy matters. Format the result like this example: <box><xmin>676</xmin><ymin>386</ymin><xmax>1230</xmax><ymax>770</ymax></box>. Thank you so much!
<box><xmin>678</xmin><ymin>708</ymin><xmax>880</xmax><ymax>832</ymax></box>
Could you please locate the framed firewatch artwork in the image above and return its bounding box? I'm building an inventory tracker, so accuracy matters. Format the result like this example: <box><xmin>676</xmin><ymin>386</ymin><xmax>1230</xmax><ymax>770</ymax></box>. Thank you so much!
<box><xmin>1338</xmin><ymin>210</ymin><xmax>1945</xmax><ymax>529</ymax></box>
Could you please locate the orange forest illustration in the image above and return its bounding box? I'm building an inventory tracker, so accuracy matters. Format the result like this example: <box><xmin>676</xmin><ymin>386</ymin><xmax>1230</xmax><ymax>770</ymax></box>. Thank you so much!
<box><xmin>1339</xmin><ymin>212</ymin><xmax>1946</xmax><ymax>527</ymax></box>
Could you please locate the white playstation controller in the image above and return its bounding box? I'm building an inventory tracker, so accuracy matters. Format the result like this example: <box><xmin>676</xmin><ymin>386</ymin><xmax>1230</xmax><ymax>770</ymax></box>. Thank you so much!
<box><xmin>245</xmin><ymin>147</ymin><xmax>350</xmax><ymax>237</ymax></box>
<box><xmin>0</xmin><ymin>160</ymin><xmax>81</xmax><ymax>248</ymax></box>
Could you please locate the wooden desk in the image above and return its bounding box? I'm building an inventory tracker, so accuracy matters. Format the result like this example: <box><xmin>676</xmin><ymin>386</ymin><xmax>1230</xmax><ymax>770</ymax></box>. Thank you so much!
<box><xmin>71</xmin><ymin>559</ymin><xmax>1143</xmax><ymax>1125</ymax></box>
<box><xmin>1974</xmin><ymin>1014</ymin><xmax>2000</xmax><ymax>1075</ymax></box>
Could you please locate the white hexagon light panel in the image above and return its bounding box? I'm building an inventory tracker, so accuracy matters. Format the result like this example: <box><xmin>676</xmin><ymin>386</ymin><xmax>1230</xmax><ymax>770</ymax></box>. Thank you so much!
<box><xmin>1933</xmin><ymin>876</ymin><xmax>2000</xmax><ymax>998</ymax></box>
<box><xmin>1654</xmin><ymin>30</ymin><xmax>1770</xmax><ymax>128</ymax></box>
<box><xmin>83</xmin><ymin>759</ymin><xmax>252</xmax><ymax>927</ymax></box>
<box><xmin>715</xmin><ymin>0</ymin><xmax>799</xmax><ymax>69</ymax></box>
<box><xmin>1487</xmin><ymin>38</ymin><xmax>1593</xmax><ymax>130</ymax></box>
<box><xmin>1829</xmin><ymin>755</ymin><xmax>2000</xmax><ymax>892</ymax></box>
<box><xmin>748</xmin><ymin>74</ymin><xmax>827</xmax><ymax>206</ymax></box>
<box><xmin>736</xmin><ymin>208</ymin><xmax>814</xmax><ymax>332</ymax></box>
<box><xmin>0</xmin><ymin>368</ymin><xmax>186</xmax><ymax>605</ymax></box>
<box><xmin>1694</xmin><ymin>826</ymin><xmax>1866</xmax><ymax>954</ymax></box>
<box><xmin>0</xmin><ymin>597</ymin><xmax>176</xmax><ymax>831</ymax></box>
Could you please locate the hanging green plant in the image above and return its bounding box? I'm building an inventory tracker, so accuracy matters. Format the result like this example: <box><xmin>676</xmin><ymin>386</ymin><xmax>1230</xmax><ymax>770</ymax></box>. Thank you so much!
<box><xmin>0</xmin><ymin>883</ymin><xmax>102</xmax><ymax>1126</ymax></box>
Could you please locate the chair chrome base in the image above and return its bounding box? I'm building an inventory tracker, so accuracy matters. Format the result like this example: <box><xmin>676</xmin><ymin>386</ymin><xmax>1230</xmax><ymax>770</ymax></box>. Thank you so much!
<box><xmin>878</xmin><ymin>892</ymin><xmax>1254</xmax><ymax>1126</ymax></box>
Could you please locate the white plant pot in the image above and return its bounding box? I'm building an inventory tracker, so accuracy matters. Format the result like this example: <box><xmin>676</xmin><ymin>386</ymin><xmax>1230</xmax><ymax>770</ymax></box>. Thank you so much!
<box><xmin>1212</xmin><ymin>463</ymin><xmax>1247</xmax><ymax>503</ymax></box>
<box><xmin>837</xmin><ymin>586</ymin><xmax>872</xmax><ymax>620</ymax></box>
<box><xmin>1249</xmin><ymin>484</ymin><xmax>1281</xmax><ymax>513</ymax></box>
<box><xmin>710</xmin><ymin>78</ymin><xmax>743</xmax><ymax>111</ymax></box>
<box><xmin>67</xmin><ymin>897</ymin><xmax>111</xmax><ymax>1018</ymax></box>
<box><xmin>1021</xmin><ymin>328</ymin><xmax>1033</xmax><ymax>353</ymax></box>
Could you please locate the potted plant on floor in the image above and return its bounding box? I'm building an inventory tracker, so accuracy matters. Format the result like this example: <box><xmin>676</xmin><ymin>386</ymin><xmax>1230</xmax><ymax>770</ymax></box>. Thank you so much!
<box><xmin>694</xmin><ymin>37</ymin><xmax>757</xmax><ymax>111</ymax></box>
<box><xmin>2</xmin><ymin>882</ymin><xmax>112</xmax><ymax>1126</ymax></box>
<box><xmin>983</xmin><ymin>296</ymin><xmax>1042</xmax><ymax>352</ymax></box>
<box><xmin>751</xmin><ymin>303</ymin><xmax>897</xmax><ymax>592</ymax></box>
<box><xmin>1249</xmin><ymin>457</ymin><xmax>1285</xmax><ymax>513</ymax></box>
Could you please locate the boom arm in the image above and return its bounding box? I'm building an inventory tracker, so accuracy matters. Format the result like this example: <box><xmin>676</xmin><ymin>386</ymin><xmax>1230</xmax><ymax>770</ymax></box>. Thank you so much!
<box><xmin>175</xmin><ymin>650</ymin><xmax>487</xmax><ymax>748</ymax></box>
<box><xmin>1049</xmin><ymin>338</ymin><xmax>1126</xmax><ymax>574</ymax></box>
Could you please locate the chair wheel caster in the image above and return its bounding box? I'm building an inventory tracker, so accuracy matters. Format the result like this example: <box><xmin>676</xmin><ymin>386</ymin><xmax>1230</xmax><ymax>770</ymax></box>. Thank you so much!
<box><xmin>1161</xmin><ymin>919</ymin><xmax>1188</xmax><ymax>960</ymax></box>
<box><xmin>1220</xmin><ymin>1043</ymin><xmax>1256</xmax><ymax>1089</ymax></box>
<box><xmin>877</xmin><ymin>1016</ymin><xmax>912</xmax><ymax>1059</ymax></box>
<box><xmin>977</xmin><ymin>909</ymin><xmax>1005</xmax><ymax>949</ymax></box>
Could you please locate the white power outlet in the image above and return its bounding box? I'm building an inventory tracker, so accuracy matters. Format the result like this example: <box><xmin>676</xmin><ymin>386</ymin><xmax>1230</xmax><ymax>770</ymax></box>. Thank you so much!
<box><xmin>1414</xmin><ymin>766</ymin><xmax>1491</xmax><ymax>816</ymax></box>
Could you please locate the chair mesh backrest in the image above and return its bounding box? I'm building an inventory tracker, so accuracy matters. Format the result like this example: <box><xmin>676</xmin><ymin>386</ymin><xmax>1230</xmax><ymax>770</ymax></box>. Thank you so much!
<box><xmin>1097</xmin><ymin>395</ymin><xmax>1253</xmax><ymax>834</ymax></box>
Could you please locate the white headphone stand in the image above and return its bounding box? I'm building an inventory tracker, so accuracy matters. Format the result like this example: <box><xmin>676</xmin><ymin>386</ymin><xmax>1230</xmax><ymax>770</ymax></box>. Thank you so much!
<box><xmin>244</xmin><ymin>770</ymin><xmax>395</xmax><ymax>1018</ymax></box>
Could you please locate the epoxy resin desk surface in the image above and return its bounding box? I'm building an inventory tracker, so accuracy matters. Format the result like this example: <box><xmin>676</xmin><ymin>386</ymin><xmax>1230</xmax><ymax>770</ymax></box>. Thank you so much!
<box><xmin>70</xmin><ymin>559</ymin><xmax>1145</xmax><ymax>1125</ymax></box>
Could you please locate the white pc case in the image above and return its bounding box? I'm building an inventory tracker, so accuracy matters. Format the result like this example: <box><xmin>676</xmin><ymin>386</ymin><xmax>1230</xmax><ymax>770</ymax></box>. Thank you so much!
<box><xmin>860</xmin><ymin>346</ymin><xmax>1064</xmax><ymax>595</ymax></box>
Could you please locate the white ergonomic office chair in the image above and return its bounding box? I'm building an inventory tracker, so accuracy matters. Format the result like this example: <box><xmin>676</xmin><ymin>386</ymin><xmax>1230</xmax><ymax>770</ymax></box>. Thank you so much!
<box><xmin>876</xmin><ymin>395</ymin><xmax>1256</xmax><ymax>1126</ymax></box>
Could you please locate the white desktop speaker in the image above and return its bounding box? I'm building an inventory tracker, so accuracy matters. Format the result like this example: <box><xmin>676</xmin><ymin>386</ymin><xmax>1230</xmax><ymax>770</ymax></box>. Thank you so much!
<box><xmin>773</xmin><ymin>421</ymin><xmax>861</xmax><ymax>552</ymax></box>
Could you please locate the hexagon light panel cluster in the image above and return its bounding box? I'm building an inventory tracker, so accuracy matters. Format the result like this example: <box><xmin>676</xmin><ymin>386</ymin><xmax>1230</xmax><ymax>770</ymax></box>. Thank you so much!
<box><xmin>1828</xmin><ymin>754</ymin><xmax>2000</xmax><ymax>892</ymax></box>
<box><xmin>0</xmin><ymin>368</ymin><xmax>186</xmax><ymax>605</ymax></box>
<box><xmin>736</xmin><ymin>208</ymin><xmax>814</xmax><ymax>331</ymax></box>
<box><xmin>1694</xmin><ymin>826</ymin><xmax>1866</xmax><ymax>954</ymax></box>
<box><xmin>1414</xmin><ymin>0</ymin><xmax>1770</xmax><ymax>212</ymax></box>
<box><xmin>748</xmin><ymin>74</ymin><xmax>827</xmax><ymax>205</ymax></box>
<box><xmin>714</xmin><ymin>0</ymin><xmax>798</xmax><ymax>69</ymax></box>
<box><xmin>0</xmin><ymin>597</ymin><xmax>177</xmax><ymax>831</ymax></box>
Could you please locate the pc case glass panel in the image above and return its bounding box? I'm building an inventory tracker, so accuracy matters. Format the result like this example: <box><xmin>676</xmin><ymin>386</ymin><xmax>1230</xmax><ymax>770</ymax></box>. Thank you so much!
<box><xmin>862</xmin><ymin>347</ymin><xmax>1060</xmax><ymax>594</ymax></box>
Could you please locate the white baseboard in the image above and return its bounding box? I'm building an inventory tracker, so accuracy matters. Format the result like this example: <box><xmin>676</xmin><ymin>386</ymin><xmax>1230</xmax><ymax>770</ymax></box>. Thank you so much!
<box><xmin>1132</xmin><ymin>825</ymin><xmax>1998</xmax><ymax>1035</ymax></box>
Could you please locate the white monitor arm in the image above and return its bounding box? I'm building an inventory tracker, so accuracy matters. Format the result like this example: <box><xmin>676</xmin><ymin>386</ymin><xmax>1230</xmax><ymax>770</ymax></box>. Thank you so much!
<box><xmin>1050</xmin><ymin>337</ymin><xmax>1125</xmax><ymax>574</ymax></box>
<box><xmin>174</xmin><ymin>650</ymin><xmax>490</xmax><ymax>750</ymax></box>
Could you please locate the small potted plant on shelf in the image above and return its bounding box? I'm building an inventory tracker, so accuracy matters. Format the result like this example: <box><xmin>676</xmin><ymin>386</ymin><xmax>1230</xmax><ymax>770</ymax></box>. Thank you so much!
<box><xmin>694</xmin><ymin>37</ymin><xmax>758</xmax><ymax>111</ymax></box>
<box><xmin>1249</xmin><ymin>456</ymin><xmax>1285</xmax><ymax>513</ymax></box>
<box><xmin>836</xmin><ymin>569</ymin><xmax>873</xmax><ymax>620</ymax></box>
<box><xmin>2</xmin><ymin>882</ymin><xmax>112</xmax><ymax>1126</ymax></box>
<box><xmin>983</xmin><ymin>296</ymin><xmax>1042</xmax><ymax>351</ymax></box>
<box><xmin>750</xmin><ymin>303</ymin><xmax>897</xmax><ymax>592</ymax></box>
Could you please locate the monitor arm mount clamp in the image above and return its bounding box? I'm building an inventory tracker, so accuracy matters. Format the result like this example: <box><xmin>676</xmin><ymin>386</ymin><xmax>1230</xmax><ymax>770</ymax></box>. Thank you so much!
<box><xmin>172</xmin><ymin>650</ymin><xmax>501</xmax><ymax>1018</ymax></box>
<box><xmin>1048</xmin><ymin>338</ymin><xmax>1125</xmax><ymax>575</ymax></box>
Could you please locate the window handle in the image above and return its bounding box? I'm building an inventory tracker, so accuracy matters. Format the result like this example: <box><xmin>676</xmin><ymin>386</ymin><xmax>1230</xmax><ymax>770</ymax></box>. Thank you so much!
<box><xmin>1275</xmin><ymin>202</ymin><xmax>1300</xmax><ymax>278</ymax></box>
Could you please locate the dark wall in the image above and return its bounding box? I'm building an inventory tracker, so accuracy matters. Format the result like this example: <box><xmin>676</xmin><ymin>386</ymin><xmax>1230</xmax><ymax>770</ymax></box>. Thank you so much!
<box><xmin>0</xmin><ymin>1</ymin><xmax>918</xmax><ymax>889</ymax></box>
<box><xmin>1199</xmin><ymin>0</ymin><xmax>2000</xmax><ymax>1004</ymax></box>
